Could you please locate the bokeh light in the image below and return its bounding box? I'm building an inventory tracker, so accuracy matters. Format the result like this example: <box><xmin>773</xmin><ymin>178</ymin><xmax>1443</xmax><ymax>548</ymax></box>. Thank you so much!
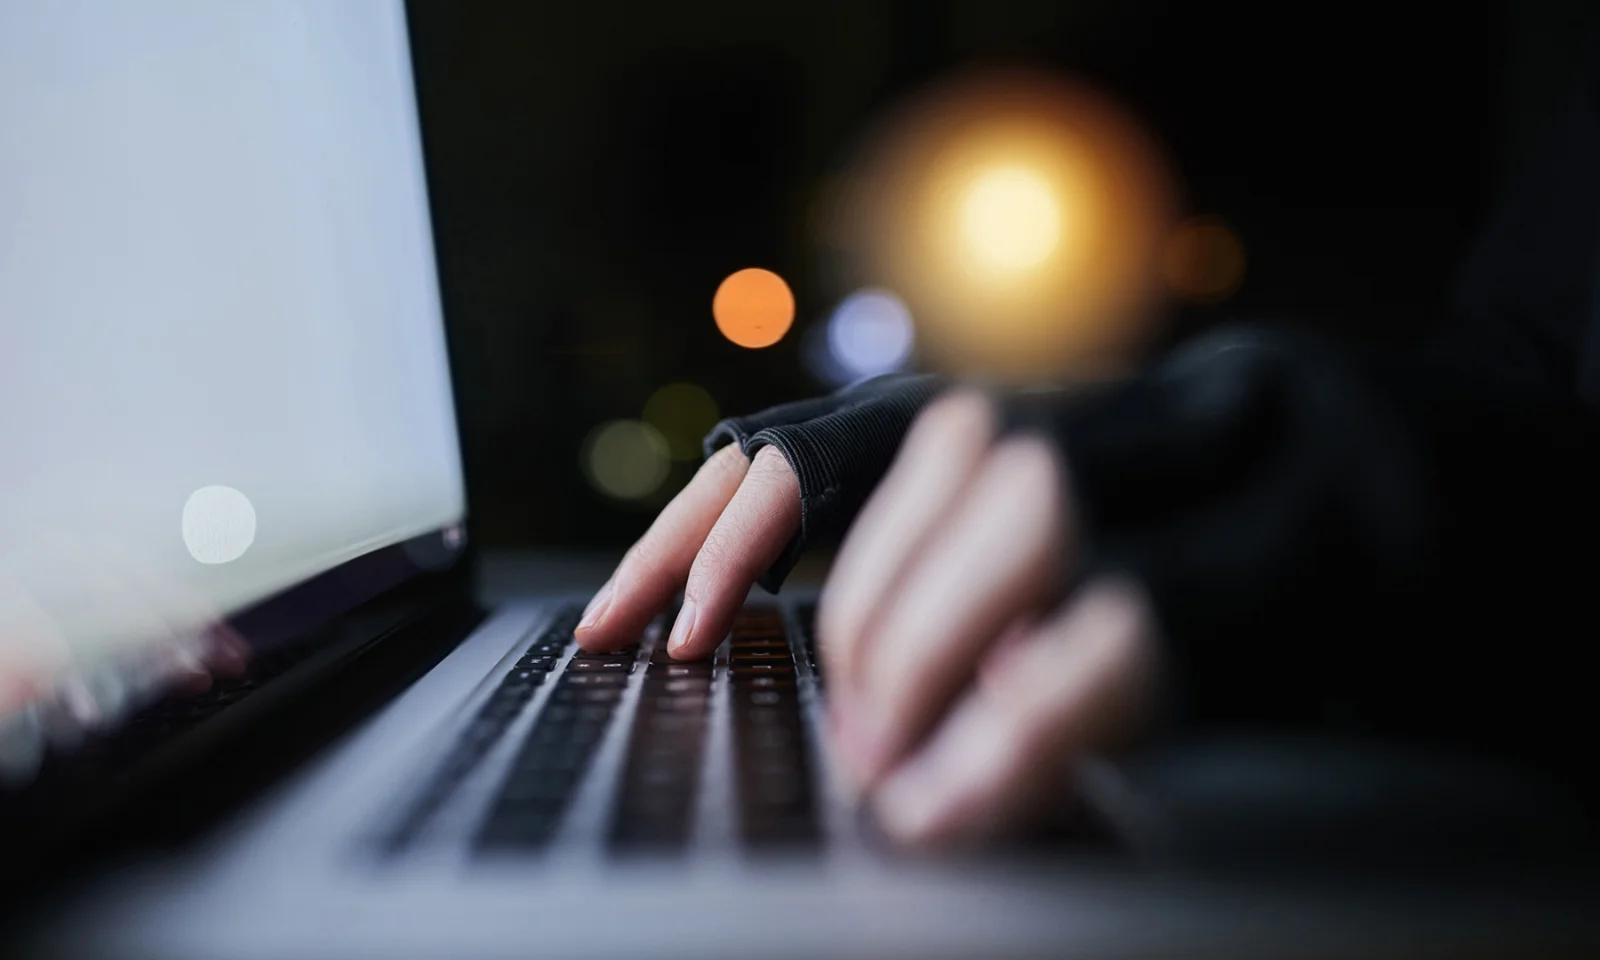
<box><xmin>1162</xmin><ymin>216</ymin><xmax>1246</xmax><ymax>304</ymax></box>
<box><xmin>958</xmin><ymin>166</ymin><xmax>1061</xmax><ymax>274</ymax></box>
<box><xmin>828</xmin><ymin>69</ymin><xmax>1176</xmax><ymax>382</ymax></box>
<box><xmin>825</xmin><ymin>287</ymin><xmax>914</xmax><ymax>382</ymax></box>
<box><xmin>181</xmin><ymin>485</ymin><xmax>256</xmax><ymax>565</ymax></box>
<box><xmin>642</xmin><ymin>382</ymin><xmax>720</xmax><ymax>462</ymax></box>
<box><xmin>712</xmin><ymin>267</ymin><xmax>795</xmax><ymax>348</ymax></box>
<box><xmin>582</xmin><ymin>420</ymin><xmax>670</xmax><ymax>501</ymax></box>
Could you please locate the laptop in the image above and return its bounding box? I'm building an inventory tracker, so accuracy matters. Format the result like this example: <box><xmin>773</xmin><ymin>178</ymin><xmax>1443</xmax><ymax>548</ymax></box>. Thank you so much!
<box><xmin>4</xmin><ymin>3</ymin><xmax>1597</xmax><ymax>957</ymax></box>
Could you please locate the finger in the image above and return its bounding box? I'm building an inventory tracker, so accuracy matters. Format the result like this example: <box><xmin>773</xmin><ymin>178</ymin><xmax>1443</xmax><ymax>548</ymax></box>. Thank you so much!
<box><xmin>873</xmin><ymin>577</ymin><xmax>1160</xmax><ymax>846</ymax></box>
<box><xmin>817</xmin><ymin>390</ymin><xmax>996</xmax><ymax>699</ymax></box>
<box><xmin>575</xmin><ymin>442</ymin><xmax>751</xmax><ymax>651</ymax></box>
<box><xmin>666</xmin><ymin>445</ymin><xmax>800</xmax><ymax>661</ymax></box>
<box><xmin>850</xmin><ymin>436</ymin><xmax>1071</xmax><ymax>783</ymax></box>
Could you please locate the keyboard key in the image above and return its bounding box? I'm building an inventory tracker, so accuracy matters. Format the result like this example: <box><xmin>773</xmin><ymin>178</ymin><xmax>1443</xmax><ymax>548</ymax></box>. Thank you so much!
<box><xmin>567</xmin><ymin>658</ymin><xmax>635</xmax><ymax>673</ymax></box>
<box><xmin>513</xmin><ymin>742</ymin><xmax>590</xmax><ymax>773</ymax></box>
<box><xmin>499</xmin><ymin>769</ymin><xmax>580</xmax><ymax>802</ymax></box>
<box><xmin>736</xmin><ymin>673</ymin><xmax>797</xmax><ymax>690</ymax></box>
<box><xmin>730</xmin><ymin>663</ymin><xmax>796</xmax><ymax>681</ymax></box>
<box><xmin>505</xmin><ymin>668</ymin><xmax>548</xmax><ymax>687</ymax></box>
<box><xmin>659</xmin><ymin>663</ymin><xmax>713</xmax><ymax>679</ymax></box>
<box><xmin>547</xmin><ymin>685</ymin><xmax>624</xmax><ymax>706</ymax></box>
<box><xmin>728</xmin><ymin>637</ymin><xmax>789</xmax><ymax>651</ymax></box>
<box><xmin>573</xmin><ymin>646</ymin><xmax>638</xmax><ymax>663</ymax></box>
<box><xmin>562</xmin><ymin>672</ymin><xmax>630</xmax><ymax>687</ymax></box>
<box><xmin>730</xmin><ymin>649</ymin><xmax>791</xmax><ymax>664</ymax></box>
<box><xmin>643</xmin><ymin>676</ymin><xmax>710</xmax><ymax>696</ymax></box>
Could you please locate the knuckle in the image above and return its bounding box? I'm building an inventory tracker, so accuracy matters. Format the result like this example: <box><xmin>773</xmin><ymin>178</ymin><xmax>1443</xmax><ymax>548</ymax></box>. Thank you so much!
<box><xmin>695</xmin><ymin>523</ymin><xmax>740</xmax><ymax>571</ymax></box>
<box><xmin>704</xmin><ymin>441</ymin><xmax>752</xmax><ymax>480</ymax></box>
<box><xmin>977</xmin><ymin>437</ymin><xmax>1069</xmax><ymax>533</ymax></box>
<box><xmin>617</xmin><ymin>536</ymin><xmax>661</xmax><ymax>580</ymax></box>
<box><xmin>749</xmin><ymin>443</ymin><xmax>794</xmax><ymax>477</ymax></box>
<box><xmin>744</xmin><ymin>446</ymin><xmax>799</xmax><ymax>497</ymax></box>
<box><xmin>985</xmin><ymin>436</ymin><xmax>1062</xmax><ymax>498</ymax></box>
<box><xmin>1080</xmin><ymin>578</ymin><xmax>1153</xmax><ymax>647</ymax></box>
<box><xmin>686</xmin><ymin>524</ymin><xmax>751</xmax><ymax>600</ymax></box>
<box><xmin>971</xmin><ymin>683</ymin><xmax>1056</xmax><ymax>786</ymax></box>
<box><xmin>908</xmin><ymin>390</ymin><xmax>997</xmax><ymax>452</ymax></box>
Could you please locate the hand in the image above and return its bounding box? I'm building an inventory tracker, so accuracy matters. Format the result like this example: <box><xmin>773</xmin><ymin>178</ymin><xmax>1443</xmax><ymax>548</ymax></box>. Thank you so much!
<box><xmin>819</xmin><ymin>390</ymin><xmax>1163</xmax><ymax>847</ymax></box>
<box><xmin>574</xmin><ymin>443</ymin><xmax>801</xmax><ymax>660</ymax></box>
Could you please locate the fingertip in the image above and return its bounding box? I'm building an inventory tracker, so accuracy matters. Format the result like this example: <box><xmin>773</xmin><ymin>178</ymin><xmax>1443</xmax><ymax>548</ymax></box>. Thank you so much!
<box><xmin>577</xmin><ymin>579</ymin><xmax>614</xmax><ymax>630</ymax></box>
<box><xmin>572</xmin><ymin>578</ymin><xmax>621</xmax><ymax>651</ymax></box>
<box><xmin>873</xmin><ymin>777</ymin><xmax>944</xmax><ymax>846</ymax></box>
<box><xmin>872</xmin><ymin>752</ymin><xmax>973</xmax><ymax>848</ymax></box>
<box><xmin>571</xmin><ymin>627</ymin><xmax>606</xmax><ymax>652</ymax></box>
<box><xmin>664</xmin><ymin>599</ymin><xmax>702</xmax><ymax>660</ymax></box>
<box><xmin>831</xmin><ymin>698</ymin><xmax>892</xmax><ymax>786</ymax></box>
<box><xmin>574</xmin><ymin>618</ymin><xmax>631</xmax><ymax>653</ymax></box>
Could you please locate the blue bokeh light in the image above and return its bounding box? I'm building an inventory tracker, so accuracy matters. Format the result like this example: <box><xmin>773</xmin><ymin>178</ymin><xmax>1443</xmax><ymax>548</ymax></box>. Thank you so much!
<box><xmin>820</xmin><ymin>288</ymin><xmax>915</xmax><ymax>385</ymax></box>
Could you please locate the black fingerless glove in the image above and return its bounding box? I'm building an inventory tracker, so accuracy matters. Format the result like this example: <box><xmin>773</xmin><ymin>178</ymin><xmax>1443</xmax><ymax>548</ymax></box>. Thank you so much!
<box><xmin>702</xmin><ymin>373</ymin><xmax>948</xmax><ymax>590</ymax></box>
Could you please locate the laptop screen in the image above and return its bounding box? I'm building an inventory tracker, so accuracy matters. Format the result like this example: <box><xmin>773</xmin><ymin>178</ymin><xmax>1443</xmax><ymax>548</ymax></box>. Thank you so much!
<box><xmin>0</xmin><ymin>2</ymin><xmax>464</xmax><ymax>742</ymax></box>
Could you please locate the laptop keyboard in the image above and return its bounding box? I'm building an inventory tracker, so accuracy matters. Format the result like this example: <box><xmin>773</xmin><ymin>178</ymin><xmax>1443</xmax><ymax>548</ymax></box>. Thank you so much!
<box><xmin>473</xmin><ymin>638</ymin><xmax>638</xmax><ymax>851</ymax></box>
<box><xmin>607</xmin><ymin>631</ymin><xmax>713</xmax><ymax>851</ymax></box>
<box><xmin>381</xmin><ymin>604</ymin><xmax>823</xmax><ymax>857</ymax></box>
<box><xmin>727</xmin><ymin>608</ymin><xmax>818</xmax><ymax>847</ymax></box>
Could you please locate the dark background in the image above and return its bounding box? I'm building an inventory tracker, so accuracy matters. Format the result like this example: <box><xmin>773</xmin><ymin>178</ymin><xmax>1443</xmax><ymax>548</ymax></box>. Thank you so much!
<box><xmin>405</xmin><ymin>0</ymin><xmax>1600</xmax><ymax>550</ymax></box>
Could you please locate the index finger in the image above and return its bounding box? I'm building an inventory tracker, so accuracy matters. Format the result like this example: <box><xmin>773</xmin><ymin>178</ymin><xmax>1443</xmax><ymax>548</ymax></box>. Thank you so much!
<box><xmin>574</xmin><ymin>443</ymin><xmax>750</xmax><ymax>652</ymax></box>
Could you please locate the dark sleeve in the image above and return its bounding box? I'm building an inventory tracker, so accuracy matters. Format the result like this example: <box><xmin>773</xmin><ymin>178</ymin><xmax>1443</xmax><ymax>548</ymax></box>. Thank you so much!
<box><xmin>1009</xmin><ymin>327</ymin><xmax>1600</xmax><ymax>743</ymax></box>
<box><xmin>704</xmin><ymin>374</ymin><xmax>948</xmax><ymax>590</ymax></box>
<box><xmin>1005</xmin><ymin>84</ymin><xmax>1600</xmax><ymax>770</ymax></box>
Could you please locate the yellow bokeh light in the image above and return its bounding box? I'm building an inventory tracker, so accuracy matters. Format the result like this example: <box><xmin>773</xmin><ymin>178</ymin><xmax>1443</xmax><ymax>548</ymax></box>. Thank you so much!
<box><xmin>829</xmin><ymin>69</ymin><xmax>1177</xmax><ymax>382</ymax></box>
<box><xmin>958</xmin><ymin>165</ymin><xmax>1061</xmax><ymax>273</ymax></box>
<box><xmin>642</xmin><ymin>382</ymin><xmax>720</xmax><ymax>462</ymax></box>
<box><xmin>582</xmin><ymin>420</ymin><xmax>670</xmax><ymax>501</ymax></box>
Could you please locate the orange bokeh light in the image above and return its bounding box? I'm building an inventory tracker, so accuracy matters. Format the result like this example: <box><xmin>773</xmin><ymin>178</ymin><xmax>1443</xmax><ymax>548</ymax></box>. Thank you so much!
<box><xmin>712</xmin><ymin>268</ymin><xmax>795</xmax><ymax>349</ymax></box>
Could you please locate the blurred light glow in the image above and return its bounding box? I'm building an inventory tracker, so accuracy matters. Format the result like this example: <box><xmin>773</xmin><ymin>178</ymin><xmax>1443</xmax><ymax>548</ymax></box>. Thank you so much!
<box><xmin>826</xmin><ymin>288</ymin><xmax>915</xmax><ymax>381</ymax></box>
<box><xmin>1162</xmin><ymin>216</ymin><xmax>1246</xmax><ymax>303</ymax></box>
<box><xmin>582</xmin><ymin>420</ymin><xmax>670</xmax><ymax>501</ymax></box>
<box><xmin>642</xmin><ymin>382</ymin><xmax>720</xmax><ymax>462</ymax></box>
<box><xmin>831</xmin><ymin>69</ymin><xmax>1176</xmax><ymax>381</ymax></box>
<box><xmin>959</xmin><ymin>166</ymin><xmax>1061</xmax><ymax>273</ymax></box>
<box><xmin>181</xmin><ymin>486</ymin><xmax>256</xmax><ymax>565</ymax></box>
<box><xmin>712</xmin><ymin>267</ymin><xmax>795</xmax><ymax>348</ymax></box>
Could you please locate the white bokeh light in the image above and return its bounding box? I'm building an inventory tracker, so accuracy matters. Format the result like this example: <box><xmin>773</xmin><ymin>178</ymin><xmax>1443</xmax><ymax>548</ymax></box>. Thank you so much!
<box><xmin>181</xmin><ymin>485</ymin><xmax>257</xmax><ymax>564</ymax></box>
<box><xmin>824</xmin><ymin>288</ymin><xmax>915</xmax><ymax>383</ymax></box>
<box><xmin>958</xmin><ymin>165</ymin><xmax>1061</xmax><ymax>273</ymax></box>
